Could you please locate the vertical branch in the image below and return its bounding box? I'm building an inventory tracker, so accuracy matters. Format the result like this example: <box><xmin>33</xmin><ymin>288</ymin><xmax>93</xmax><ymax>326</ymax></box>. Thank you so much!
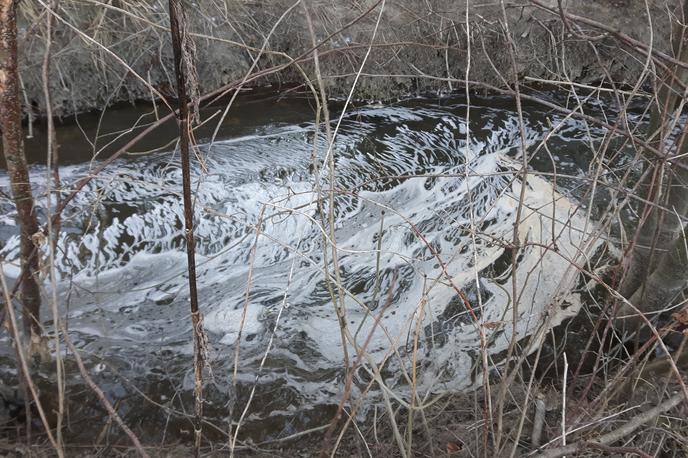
<box><xmin>619</xmin><ymin>91</ymin><xmax>688</xmax><ymax>300</ymax></box>
<box><xmin>0</xmin><ymin>264</ymin><xmax>61</xmax><ymax>456</ymax></box>
<box><xmin>167</xmin><ymin>0</ymin><xmax>205</xmax><ymax>455</ymax></box>
<box><xmin>302</xmin><ymin>0</ymin><xmax>351</xmax><ymax>372</ymax></box>
<box><xmin>42</xmin><ymin>0</ymin><xmax>61</xmax><ymax>249</ymax></box>
<box><xmin>617</xmin><ymin>0</ymin><xmax>688</xmax><ymax>331</ymax></box>
<box><xmin>63</xmin><ymin>331</ymin><xmax>150</xmax><ymax>458</ymax></box>
<box><xmin>0</xmin><ymin>0</ymin><xmax>42</xmax><ymax>341</ymax></box>
<box><xmin>41</xmin><ymin>0</ymin><xmax>65</xmax><ymax>449</ymax></box>
<box><xmin>494</xmin><ymin>0</ymin><xmax>531</xmax><ymax>452</ymax></box>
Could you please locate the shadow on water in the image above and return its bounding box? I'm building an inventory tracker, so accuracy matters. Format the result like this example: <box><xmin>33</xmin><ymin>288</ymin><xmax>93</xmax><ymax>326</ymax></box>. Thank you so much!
<box><xmin>2</xmin><ymin>87</ymin><xmax>321</xmax><ymax>167</ymax></box>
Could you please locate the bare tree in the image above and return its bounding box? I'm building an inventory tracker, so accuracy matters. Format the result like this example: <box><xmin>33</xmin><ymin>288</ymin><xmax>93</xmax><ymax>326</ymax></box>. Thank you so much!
<box><xmin>0</xmin><ymin>0</ymin><xmax>42</xmax><ymax>343</ymax></box>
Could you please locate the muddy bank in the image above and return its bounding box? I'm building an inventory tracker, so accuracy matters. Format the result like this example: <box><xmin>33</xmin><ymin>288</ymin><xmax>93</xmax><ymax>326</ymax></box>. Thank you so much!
<box><xmin>17</xmin><ymin>0</ymin><xmax>679</xmax><ymax>118</ymax></box>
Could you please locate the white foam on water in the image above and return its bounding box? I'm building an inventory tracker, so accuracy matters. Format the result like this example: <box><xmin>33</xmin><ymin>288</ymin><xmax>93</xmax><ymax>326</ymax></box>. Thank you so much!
<box><xmin>0</xmin><ymin>102</ymin><xmax>603</xmax><ymax>415</ymax></box>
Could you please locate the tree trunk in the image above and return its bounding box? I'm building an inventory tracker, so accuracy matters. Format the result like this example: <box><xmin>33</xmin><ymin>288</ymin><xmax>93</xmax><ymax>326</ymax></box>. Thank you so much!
<box><xmin>0</xmin><ymin>0</ymin><xmax>42</xmax><ymax>339</ymax></box>
<box><xmin>618</xmin><ymin>131</ymin><xmax>688</xmax><ymax>334</ymax></box>
<box><xmin>617</xmin><ymin>0</ymin><xmax>688</xmax><ymax>339</ymax></box>
<box><xmin>620</xmin><ymin>123</ymin><xmax>688</xmax><ymax>295</ymax></box>
<box><xmin>628</xmin><ymin>227</ymin><xmax>688</xmax><ymax>318</ymax></box>
<box><xmin>619</xmin><ymin>128</ymin><xmax>688</xmax><ymax>300</ymax></box>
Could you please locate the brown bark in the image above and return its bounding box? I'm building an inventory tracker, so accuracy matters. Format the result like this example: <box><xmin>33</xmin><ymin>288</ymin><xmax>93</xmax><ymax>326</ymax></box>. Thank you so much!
<box><xmin>168</xmin><ymin>1</ymin><xmax>204</xmax><ymax>455</ymax></box>
<box><xmin>0</xmin><ymin>0</ymin><xmax>42</xmax><ymax>338</ymax></box>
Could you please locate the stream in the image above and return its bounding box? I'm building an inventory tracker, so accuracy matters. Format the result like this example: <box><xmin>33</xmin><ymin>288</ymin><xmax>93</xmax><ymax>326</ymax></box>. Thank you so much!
<box><xmin>0</xmin><ymin>91</ymin><xmax>640</xmax><ymax>444</ymax></box>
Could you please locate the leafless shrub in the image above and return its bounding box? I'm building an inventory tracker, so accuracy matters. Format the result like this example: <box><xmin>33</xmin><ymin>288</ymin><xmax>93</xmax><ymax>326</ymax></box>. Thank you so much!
<box><xmin>1</xmin><ymin>1</ymin><xmax>687</xmax><ymax>457</ymax></box>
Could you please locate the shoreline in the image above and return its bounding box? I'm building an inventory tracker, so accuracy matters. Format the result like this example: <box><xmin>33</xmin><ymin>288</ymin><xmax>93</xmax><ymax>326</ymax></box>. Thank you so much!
<box><xmin>17</xmin><ymin>0</ymin><xmax>675</xmax><ymax>118</ymax></box>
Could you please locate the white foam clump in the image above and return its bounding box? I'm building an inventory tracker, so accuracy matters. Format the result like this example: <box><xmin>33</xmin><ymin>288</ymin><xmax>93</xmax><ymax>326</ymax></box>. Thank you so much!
<box><xmin>281</xmin><ymin>151</ymin><xmax>596</xmax><ymax>396</ymax></box>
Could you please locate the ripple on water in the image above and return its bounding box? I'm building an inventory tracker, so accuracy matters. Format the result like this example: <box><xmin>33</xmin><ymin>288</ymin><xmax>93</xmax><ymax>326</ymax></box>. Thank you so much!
<box><xmin>0</xmin><ymin>99</ymin><xmax>612</xmax><ymax>435</ymax></box>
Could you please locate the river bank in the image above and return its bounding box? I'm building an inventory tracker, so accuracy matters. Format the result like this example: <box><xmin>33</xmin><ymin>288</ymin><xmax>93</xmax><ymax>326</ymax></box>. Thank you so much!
<box><xmin>18</xmin><ymin>0</ymin><xmax>675</xmax><ymax>118</ymax></box>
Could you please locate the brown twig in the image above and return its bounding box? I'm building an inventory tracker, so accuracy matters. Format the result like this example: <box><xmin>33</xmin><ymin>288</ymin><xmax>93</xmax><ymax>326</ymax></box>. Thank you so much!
<box><xmin>531</xmin><ymin>0</ymin><xmax>688</xmax><ymax>71</ymax></box>
<box><xmin>167</xmin><ymin>0</ymin><xmax>206</xmax><ymax>456</ymax></box>
<box><xmin>319</xmin><ymin>271</ymin><xmax>399</xmax><ymax>458</ymax></box>
<box><xmin>530</xmin><ymin>392</ymin><xmax>684</xmax><ymax>458</ymax></box>
<box><xmin>63</xmin><ymin>330</ymin><xmax>150</xmax><ymax>458</ymax></box>
<box><xmin>0</xmin><ymin>263</ymin><xmax>61</xmax><ymax>455</ymax></box>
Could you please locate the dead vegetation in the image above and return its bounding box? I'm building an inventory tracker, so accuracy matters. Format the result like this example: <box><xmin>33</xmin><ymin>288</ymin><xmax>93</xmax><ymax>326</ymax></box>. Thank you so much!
<box><xmin>2</xmin><ymin>0</ymin><xmax>688</xmax><ymax>457</ymax></box>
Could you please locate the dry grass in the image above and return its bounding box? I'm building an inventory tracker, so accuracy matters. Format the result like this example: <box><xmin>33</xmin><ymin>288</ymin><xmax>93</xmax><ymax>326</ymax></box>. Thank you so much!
<box><xmin>2</xmin><ymin>1</ymin><xmax>688</xmax><ymax>457</ymax></box>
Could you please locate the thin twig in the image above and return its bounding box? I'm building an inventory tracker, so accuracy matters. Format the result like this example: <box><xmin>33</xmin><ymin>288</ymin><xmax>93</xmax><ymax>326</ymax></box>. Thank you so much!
<box><xmin>530</xmin><ymin>392</ymin><xmax>685</xmax><ymax>458</ymax></box>
<box><xmin>62</xmin><ymin>331</ymin><xmax>150</xmax><ymax>458</ymax></box>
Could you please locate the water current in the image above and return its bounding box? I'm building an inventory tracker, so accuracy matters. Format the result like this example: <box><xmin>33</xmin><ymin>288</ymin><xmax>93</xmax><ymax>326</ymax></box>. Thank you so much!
<box><xmin>0</xmin><ymin>93</ymin><xmax>638</xmax><ymax>443</ymax></box>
